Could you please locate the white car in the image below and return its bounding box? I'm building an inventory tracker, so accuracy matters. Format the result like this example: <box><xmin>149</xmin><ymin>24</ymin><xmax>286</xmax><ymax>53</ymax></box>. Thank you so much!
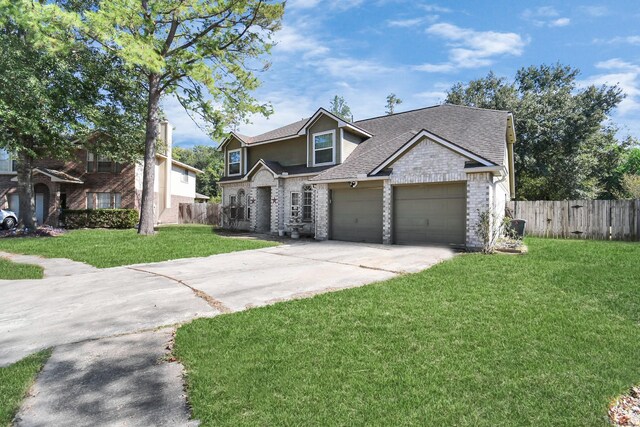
<box><xmin>0</xmin><ymin>209</ymin><xmax>18</xmax><ymax>229</ymax></box>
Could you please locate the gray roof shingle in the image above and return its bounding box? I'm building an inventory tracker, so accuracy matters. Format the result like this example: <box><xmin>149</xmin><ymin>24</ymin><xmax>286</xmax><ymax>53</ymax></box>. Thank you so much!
<box><xmin>310</xmin><ymin>104</ymin><xmax>510</xmax><ymax>181</ymax></box>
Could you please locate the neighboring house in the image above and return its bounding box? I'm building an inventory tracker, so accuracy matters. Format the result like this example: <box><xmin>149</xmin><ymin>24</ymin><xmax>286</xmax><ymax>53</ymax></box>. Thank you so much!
<box><xmin>0</xmin><ymin>121</ymin><xmax>202</xmax><ymax>226</ymax></box>
<box><xmin>218</xmin><ymin>104</ymin><xmax>516</xmax><ymax>249</ymax></box>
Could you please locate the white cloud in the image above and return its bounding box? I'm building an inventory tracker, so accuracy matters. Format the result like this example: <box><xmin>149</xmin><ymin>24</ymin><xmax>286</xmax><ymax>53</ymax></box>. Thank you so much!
<box><xmin>286</xmin><ymin>0</ymin><xmax>363</xmax><ymax>11</ymax></box>
<box><xmin>387</xmin><ymin>15</ymin><xmax>439</xmax><ymax>28</ymax></box>
<box><xmin>550</xmin><ymin>18</ymin><xmax>571</xmax><ymax>27</ymax></box>
<box><xmin>420</xmin><ymin>4</ymin><xmax>452</xmax><ymax>13</ymax></box>
<box><xmin>580</xmin><ymin>5</ymin><xmax>608</xmax><ymax>17</ymax></box>
<box><xmin>415</xmin><ymin>23</ymin><xmax>526</xmax><ymax>73</ymax></box>
<box><xmin>580</xmin><ymin>59</ymin><xmax>640</xmax><ymax>116</ymax></box>
<box><xmin>594</xmin><ymin>35</ymin><xmax>640</xmax><ymax>46</ymax></box>
<box><xmin>414</xmin><ymin>90</ymin><xmax>447</xmax><ymax>105</ymax></box>
<box><xmin>273</xmin><ymin>24</ymin><xmax>329</xmax><ymax>57</ymax></box>
<box><xmin>521</xmin><ymin>6</ymin><xmax>570</xmax><ymax>27</ymax></box>
<box><xmin>317</xmin><ymin>57</ymin><xmax>395</xmax><ymax>79</ymax></box>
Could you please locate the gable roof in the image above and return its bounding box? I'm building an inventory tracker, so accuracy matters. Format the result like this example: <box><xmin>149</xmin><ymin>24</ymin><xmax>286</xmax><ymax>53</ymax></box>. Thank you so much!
<box><xmin>310</xmin><ymin>104</ymin><xmax>511</xmax><ymax>181</ymax></box>
<box><xmin>219</xmin><ymin>108</ymin><xmax>372</xmax><ymax>150</ymax></box>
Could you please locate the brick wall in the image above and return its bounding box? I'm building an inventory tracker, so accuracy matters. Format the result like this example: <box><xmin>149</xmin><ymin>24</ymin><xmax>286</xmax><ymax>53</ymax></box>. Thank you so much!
<box><xmin>465</xmin><ymin>172</ymin><xmax>492</xmax><ymax>248</ymax></box>
<box><xmin>314</xmin><ymin>183</ymin><xmax>329</xmax><ymax>240</ymax></box>
<box><xmin>389</xmin><ymin>138</ymin><xmax>468</xmax><ymax>185</ymax></box>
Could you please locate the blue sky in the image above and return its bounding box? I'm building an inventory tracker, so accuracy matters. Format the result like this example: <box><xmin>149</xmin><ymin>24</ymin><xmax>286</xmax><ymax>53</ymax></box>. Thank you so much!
<box><xmin>167</xmin><ymin>0</ymin><xmax>640</xmax><ymax>148</ymax></box>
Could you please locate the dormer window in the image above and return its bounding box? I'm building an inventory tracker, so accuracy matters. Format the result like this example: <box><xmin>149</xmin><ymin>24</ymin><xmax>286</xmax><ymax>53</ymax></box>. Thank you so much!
<box><xmin>313</xmin><ymin>130</ymin><xmax>336</xmax><ymax>166</ymax></box>
<box><xmin>228</xmin><ymin>149</ymin><xmax>241</xmax><ymax>175</ymax></box>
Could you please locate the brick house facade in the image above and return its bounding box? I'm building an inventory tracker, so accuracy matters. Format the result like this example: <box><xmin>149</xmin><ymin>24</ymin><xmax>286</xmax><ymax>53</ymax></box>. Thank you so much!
<box><xmin>0</xmin><ymin>121</ymin><xmax>201</xmax><ymax>226</ymax></box>
<box><xmin>218</xmin><ymin>105</ymin><xmax>516</xmax><ymax>249</ymax></box>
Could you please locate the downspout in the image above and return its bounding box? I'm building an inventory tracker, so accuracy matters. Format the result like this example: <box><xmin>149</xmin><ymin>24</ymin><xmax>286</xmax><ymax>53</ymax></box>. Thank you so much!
<box><xmin>507</xmin><ymin>114</ymin><xmax>516</xmax><ymax>199</ymax></box>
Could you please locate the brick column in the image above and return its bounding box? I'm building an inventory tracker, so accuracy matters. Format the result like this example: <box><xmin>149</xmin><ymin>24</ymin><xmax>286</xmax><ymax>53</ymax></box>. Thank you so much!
<box><xmin>249</xmin><ymin>187</ymin><xmax>258</xmax><ymax>231</ymax></box>
<box><xmin>382</xmin><ymin>180</ymin><xmax>393</xmax><ymax>244</ymax></box>
<box><xmin>314</xmin><ymin>184</ymin><xmax>329</xmax><ymax>240</ymax></box>
<box><xmin>466</xmin><ymin>172</ymin><xmax>492</xmax><ymax>249</ymax></box>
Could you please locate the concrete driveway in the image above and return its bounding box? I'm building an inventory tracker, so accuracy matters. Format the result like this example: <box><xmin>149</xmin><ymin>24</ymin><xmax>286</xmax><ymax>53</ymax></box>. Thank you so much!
<box><xmin>3</xmin><ymin>240</ymin><xmax>455</xmax><ymax>426</ymax></box>
<box><xmin>0</xmin><ymin>240</ymin><xmax>454</xmax><ymax>366</ymax></box>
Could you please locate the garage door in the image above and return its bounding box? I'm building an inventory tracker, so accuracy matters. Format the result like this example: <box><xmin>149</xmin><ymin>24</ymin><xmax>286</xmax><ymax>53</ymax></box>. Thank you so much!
<box><xmin>394</xmin><ymin>183</ymin><xmax>466</xmax><ymax>245</ymax></box>
<box><xmin>330</xmin><ymin>187</ymin><xmax>383</xmax><ymax>243</ymax></box>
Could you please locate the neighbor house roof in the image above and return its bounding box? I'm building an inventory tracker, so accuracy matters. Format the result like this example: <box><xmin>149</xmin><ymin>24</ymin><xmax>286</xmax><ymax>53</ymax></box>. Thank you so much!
<box><xmin>310</xmin><ymin>104</ymin><xmax>511</xmax><ymax>181</ymax></box>
<box><xmin>155</xmin><ymin>153</ymin><xmax>203</xmax><ymax>174</ymax></box>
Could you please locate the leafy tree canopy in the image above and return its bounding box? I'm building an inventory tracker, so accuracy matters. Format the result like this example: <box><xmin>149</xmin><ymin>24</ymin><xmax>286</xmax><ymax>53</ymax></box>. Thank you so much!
<box><xmin>385</xmin><ymin>93</ymin><xmax>402</xmax><ymax>115</ymax></box>
<box><xmin>329</xmin><ymin>95</ymin><xmax>352</xmax><ymax>121</ymax></box>
<box><xmin>446</xmin><ymin>64</ymin><xmax>627</xmax><ymax>200</ymax></box>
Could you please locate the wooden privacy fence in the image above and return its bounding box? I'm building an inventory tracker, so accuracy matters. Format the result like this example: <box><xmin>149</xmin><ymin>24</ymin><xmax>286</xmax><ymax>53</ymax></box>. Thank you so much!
<box><xmin>179</xmin><ymin>203</ymin><xmax>221</xmax><ymax>226</ymax></box>
<box><xmin>507</xmin><ymin>200</ymin><xmax>640</xmax><ymax>241</ymax></box>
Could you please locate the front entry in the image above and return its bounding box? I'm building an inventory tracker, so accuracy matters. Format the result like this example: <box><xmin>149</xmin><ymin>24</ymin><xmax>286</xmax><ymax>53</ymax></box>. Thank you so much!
<box><xmin>256</xmin><ymin>187</ymin><xmax>272</xmax><ymax>233</ymax></box>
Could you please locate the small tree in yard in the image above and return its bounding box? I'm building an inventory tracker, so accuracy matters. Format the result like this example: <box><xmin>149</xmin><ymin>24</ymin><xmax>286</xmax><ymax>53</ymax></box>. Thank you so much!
<box><xmin>475</xmin><ymin>209</ymin><xmax>502</xmax><ymax>254</ymax></box>
<box><xmin>70</xmin><ymin>1</ymin><xmax>284</xmax><ymax>235</ymax></box>
<box><xmin>621</xmin><ymin>174</ymin><xmax>640</xmax><ymax>199</ymax></box>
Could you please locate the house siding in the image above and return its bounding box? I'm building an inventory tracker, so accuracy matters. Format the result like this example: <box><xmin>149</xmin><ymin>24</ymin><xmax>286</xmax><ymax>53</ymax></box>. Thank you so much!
<box><xmin>248</xmin><ymin>136</ymin><xmax>306</xmax><ymax>169</ymax></box>
<box><xmin>307</xmin><ymin>115</ymin><xmax>340</xmax><ymax>166</ymax></box>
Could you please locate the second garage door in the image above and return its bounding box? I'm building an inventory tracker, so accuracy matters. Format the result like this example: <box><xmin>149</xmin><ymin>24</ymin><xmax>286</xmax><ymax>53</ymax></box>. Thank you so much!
<box><xmin>394</xmin><ymin>183</ymin><xmax>466</xmax><ymax>245</ymax></box>
<box><xmin>330</xmin><ymin>187</ymin><xmax>383</xmax><ymax>243</ymax></box>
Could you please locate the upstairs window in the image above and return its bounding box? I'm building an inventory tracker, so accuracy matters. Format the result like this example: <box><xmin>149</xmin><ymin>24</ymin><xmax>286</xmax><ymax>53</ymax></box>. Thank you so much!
<box><xmin>181</xmin><ymin>168</ymin><xmax>189</xmax><ymax>183</ymax></box>
<box><xmin>0</xmin><ymin>149</ymin><xmax>17</xmax><ymax>172</ymax></box>
<box><xmin>302</xmin><ymin>185</ymin><xmax>313</xmax><ymax>222</ymax></box>
<box><xmin>87</xmin><ymin>152</ymin><xmax>122</xmax><ymax>173</ymax></box>
<box><xmin>313</xmin><ymin>130</ymin><xmax>335</xmax><ymax>166</ymax></box>
<box><xmin>228</xmin><ymin>149</ymin><xmax>241</xmax><ymax>175</ymax></box>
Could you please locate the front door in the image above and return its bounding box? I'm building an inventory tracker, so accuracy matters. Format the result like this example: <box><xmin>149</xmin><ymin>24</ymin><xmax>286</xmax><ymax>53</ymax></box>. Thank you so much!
<box><xmin>256</xmin><ymin>187</ymin><xmax>271</xmax><ymax>232</ymax></box>
<box><xmin>35</xmin><ymin>193</ymin><xmax>45</xmax><ymax>224</ymax></box>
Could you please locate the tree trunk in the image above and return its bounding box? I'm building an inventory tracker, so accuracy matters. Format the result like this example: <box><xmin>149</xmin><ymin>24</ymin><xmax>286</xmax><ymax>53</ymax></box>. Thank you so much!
<box><xmin>138</xmin><ymin>74</ymin><xmax>162</xmax><ymax>235</ymax></box>
<box><xmin>16</xmin><ymin>151</ymin><xmax>36</xmax><ymax>230</ymax></box>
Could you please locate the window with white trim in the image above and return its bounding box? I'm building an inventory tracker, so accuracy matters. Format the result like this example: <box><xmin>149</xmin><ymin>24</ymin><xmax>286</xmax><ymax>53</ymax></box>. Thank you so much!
<box><xmin>228</xmin><ymin>149</ymin><xmax>241</xmax><ymax>175</ymax></box>
<box><xmin>181</xmin><ymin>168</ymin><xmax>189</xmax><ymax>183</ymax></box>
<box><xmin>313</xmin><ymin>130</ymin><xmax>335</xmax><ymax>166</ymax></box>
<box><xmin>86</xmin><ymin>192</ymin><xmax>122</xmax><ymax>209</ymax></box>
<box><xmin>229</xmin><ymin>194</ymin><xmax>238</xmax><ymax>219</ymax></box>
<box><xmin>302</xmin><ymin>185</ymin><xmax>313</xmax><ymax>222</ymax></box>
<box><xmin>290</xmin><ymin>192</ymin><xmax>300</xmax><ymax>220</ymax></box>
<box><xmin>237</xmin><ymin>190</ymin><xmax>246</xmax><ymax>220</ymax></box>
<box><xmin>0</xmin><ymin>149</ymin><xmax>17</xmax><ymax>172</ymax></box>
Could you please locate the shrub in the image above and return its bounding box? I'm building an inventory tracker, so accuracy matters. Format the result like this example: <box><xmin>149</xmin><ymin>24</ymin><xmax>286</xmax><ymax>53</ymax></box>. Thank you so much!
<box><xmin>63</xmin><ymin>209</ymin><xmax>138</xmax><ymax>229</ymax></box>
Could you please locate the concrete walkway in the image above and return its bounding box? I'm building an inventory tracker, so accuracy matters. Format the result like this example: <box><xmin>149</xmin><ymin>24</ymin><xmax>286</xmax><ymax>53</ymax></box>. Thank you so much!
<box><xmin>0</xmin><ymin>251</ymin><xmax>99</xmax><ymax>277</ymax></box>
<box><xmin>1</xmin><ymin>240</ymin><xmax>455</xmax><ymax>426</ymax></box>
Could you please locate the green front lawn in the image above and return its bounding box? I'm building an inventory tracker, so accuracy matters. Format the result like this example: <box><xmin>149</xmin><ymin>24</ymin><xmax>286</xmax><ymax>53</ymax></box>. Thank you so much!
<box><xmin>175</xmin><ymin>238</ymin><xmax>640</xmax><ymax>426</ymax></box>
<box><xmin>0</xmin><ymin>225</ymin><xmax>277</xmax><ymax>268</ymax></box>
<box><xmin>0</xmin><ymin>350</ymin><xmax>51</xmax><ymax>426</ymax></box>
<box><xmin>0</xmin><ymin>259</ymin><xmax>43</xmax><ymax>280</ymax></box>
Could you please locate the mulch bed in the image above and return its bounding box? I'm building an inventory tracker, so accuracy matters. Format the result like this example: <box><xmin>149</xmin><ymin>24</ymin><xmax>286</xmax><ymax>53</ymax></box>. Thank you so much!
<box><xmin>0</xmin><ymin>225</ymin><xmax>66</xmax><ymax>238</ymax></box>
<box><xmin>610</xmin><ymin>386</ymin><xmax>640</xmax><ymax>426</ymax></box>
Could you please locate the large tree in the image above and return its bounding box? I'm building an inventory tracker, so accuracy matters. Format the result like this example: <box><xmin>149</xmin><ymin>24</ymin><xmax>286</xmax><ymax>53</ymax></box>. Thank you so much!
<box><xmin>446</xmin><ymin>64</ymin><xmax>625</xmax><ymax>200</ymax></box>
<box><xmin>172</xmin><ymin>145</ymin><xmax>223</xmax><ymax>200</ymax></box>
<box><xmin>0</xmin><ymin>1</ymin><xmax>145</xmax><ymax>228</ymax></box>
<box><xmin>72</xmin><ymin>1</ymin><xmax>284</xmax><ymax>234</ymax></box>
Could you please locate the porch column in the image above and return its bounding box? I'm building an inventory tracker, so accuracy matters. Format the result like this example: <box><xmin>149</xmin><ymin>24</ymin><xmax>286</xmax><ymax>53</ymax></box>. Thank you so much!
<box><xmin>382</xmin><ymin>180</ymin><xmax>393</xmax><ymax>245</ymax></box>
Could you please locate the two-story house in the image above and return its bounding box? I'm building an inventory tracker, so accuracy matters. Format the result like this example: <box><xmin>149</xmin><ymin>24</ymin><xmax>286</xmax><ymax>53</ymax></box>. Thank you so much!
<box><xmin>218</xmin><ymin>104</ymin><xmax>516</xmax><ymax>249</ymax></box>
<box><xmin>0</xmin><ymin>121</ymin><xmax>201</xmax><ymax>226</ymax></box>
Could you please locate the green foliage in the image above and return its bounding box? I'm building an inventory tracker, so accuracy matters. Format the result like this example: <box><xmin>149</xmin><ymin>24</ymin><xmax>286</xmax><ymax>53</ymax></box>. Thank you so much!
<box><xmin>175</xmin><ymin>238</ymin><xmax>640</xmax><ymax>426</ymax></box>
<box><xmin>0</xmin><ymin>225</ymin><xmax>277</xmax><ymax>268</ymax></box>
<box><xmin>385</xmin><ymin>93</ymin><xmax>402</xmax><ymax>115</ymax></box>
<box><xmin>0</xmin><ymin>350</ymin><xmax>51</xmax><ymax>426</ymax></box>
<box><xmin>172</xmin><ymin>146</ymin><xmax>223</xmax><ymax>197</ymax></box>
<box><xmin>63</xmin><ymin>209</ymin><xmax>139</xmax><ymax>229</ymax></box>
<box><xmin>621</xmin><ymin>174</ymin><xmax>640</xmax><ymax>198</ymax></box>
<box><xmin>0</xmin><ymin>258</ymin><xmax>43</xmax><ymax>280</ymax></box>
<box><xmin>446</xmin><ymin>63</ymin><xmax>627</xmax><ymax>200</ymax></box>
<box><xmin>77</xmin><ymin>0</ymin><xmax>285</xmax><ymax>140</ymax></box>
<box><xmin>0</xmin><ymin>1</ymin><xmax>146</xmax><ymax>162</ymax></box>
<box><xmin>329</xmin><ymin>95</ymin><xmax>352</xmax><ymax>121</ymax></box>
<box><xmin>620</xmin><ymin>147</ymin><xmax>640</xmax><ymax>175</ymax></box>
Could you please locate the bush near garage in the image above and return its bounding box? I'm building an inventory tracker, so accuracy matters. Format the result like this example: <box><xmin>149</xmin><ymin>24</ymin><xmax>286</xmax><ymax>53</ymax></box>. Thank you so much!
<box><xmin>63</xmin><ymin>209</ymin><xmax>138</xmax><ymax>229</ymax></box>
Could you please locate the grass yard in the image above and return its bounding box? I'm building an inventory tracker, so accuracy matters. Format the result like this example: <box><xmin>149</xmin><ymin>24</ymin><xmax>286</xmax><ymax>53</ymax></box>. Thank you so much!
<box><xmin>0</xmin><ymin>258</ymin><xmax>43</xmax><ymax>280</ymax></box>
<box><xmin>0</xmin><ymin>225</ymin><xmax>277</xmax><ymax>268</ymax></box>
<box><xmin>0</xmin><ymin>350</ymin><xmax>50</xmax><ymax>426</ymax></box>
<box><xmin>175</xmin><ymin>238</ymin><xmax>640</xmax><ymax>426</ymax></box>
